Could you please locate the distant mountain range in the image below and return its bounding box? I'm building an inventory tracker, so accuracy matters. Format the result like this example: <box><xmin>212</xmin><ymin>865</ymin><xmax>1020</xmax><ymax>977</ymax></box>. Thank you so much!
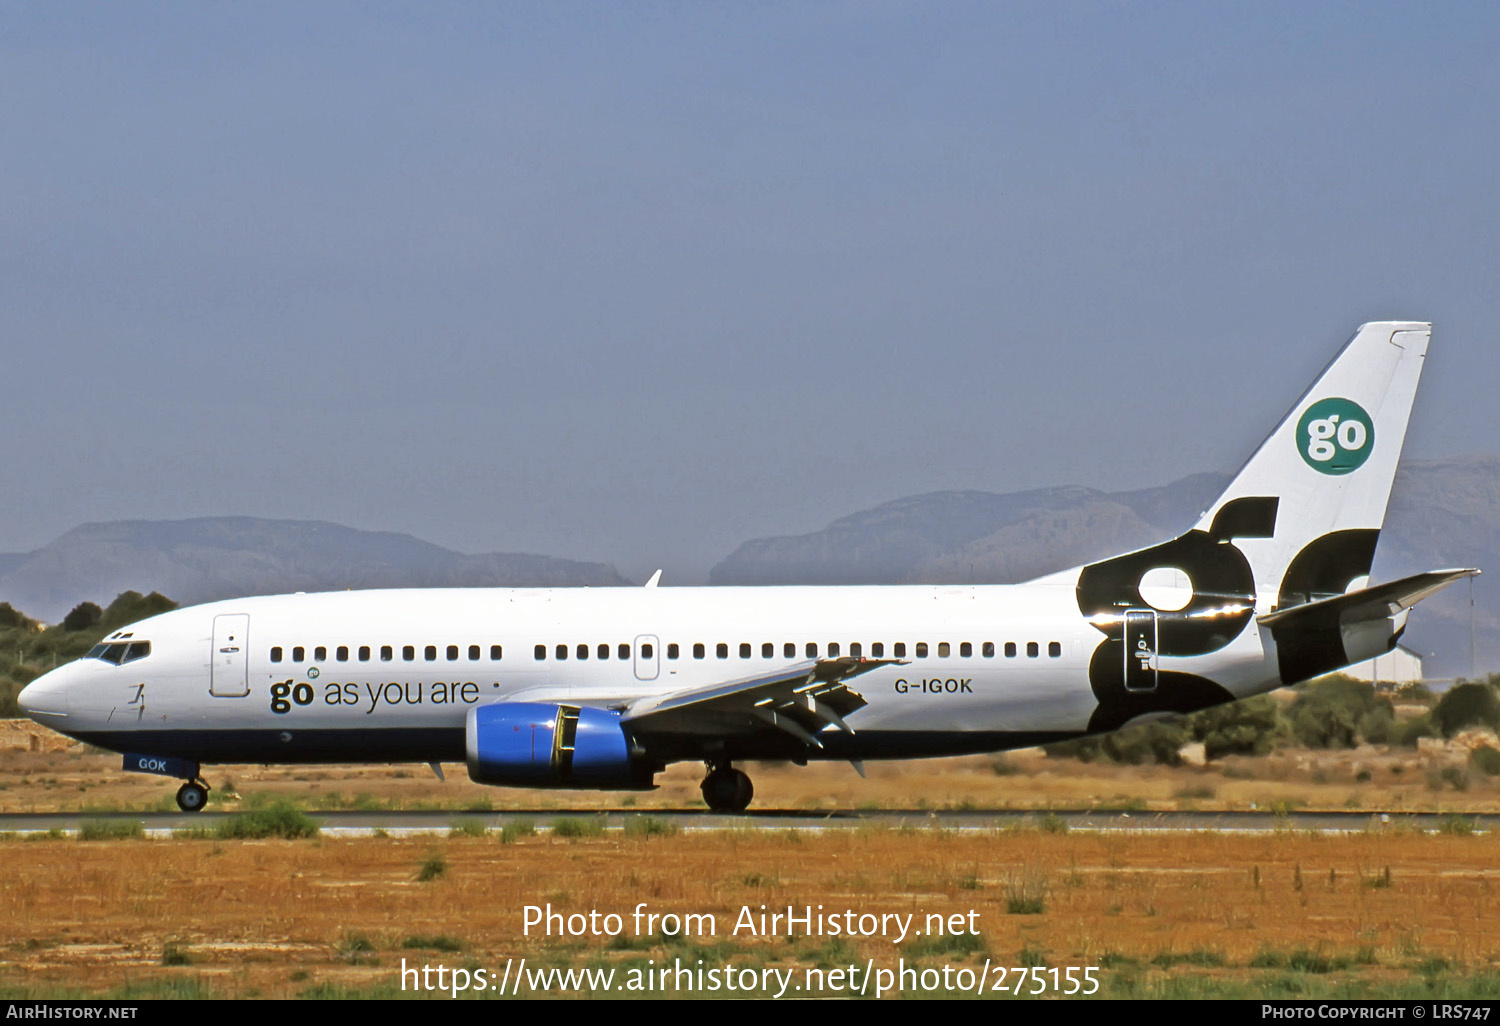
<box><xmin>0</xmin><ymin>518</ymin><xmax>629</xmax><ymax>621</ymax></box>
<box><xmin>3</xmin><ymin>456</ymin><xmax>1497</xmax><ymax>678</ymax></box>
<box><xmin>709</xmin><ymin>457</ymin><xmax>1500</xmax><ymax>680</ymax></box>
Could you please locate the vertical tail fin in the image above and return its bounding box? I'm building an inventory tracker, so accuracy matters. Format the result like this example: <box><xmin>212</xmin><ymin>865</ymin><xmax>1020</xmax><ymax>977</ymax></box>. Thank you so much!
<box><xmin>1194</xmin><ymin>321</ymin><xmax>1429</xmax><ymax>605</ymax></box>
<box><xmin>1073</xmin><ymin>321</ymin><xmax>1435</xmax><ymax>721</ymax></box>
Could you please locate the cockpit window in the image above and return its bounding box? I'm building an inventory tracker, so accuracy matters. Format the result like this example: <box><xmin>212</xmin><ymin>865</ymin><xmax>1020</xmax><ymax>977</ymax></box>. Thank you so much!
<box><xmin>86</xmin><ymin>641</ymin><xmax>150</xmax><ymax>665</ymax></box>
<box><xmin>92</xmin><ymin>643</ymin><xmax>127</xmax><ymax>664</ymax></box>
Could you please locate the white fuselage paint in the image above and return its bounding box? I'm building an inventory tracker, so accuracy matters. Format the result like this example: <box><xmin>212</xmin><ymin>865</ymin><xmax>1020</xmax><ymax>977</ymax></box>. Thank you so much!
<box><xmin>20</xmin><ymin>575</ymin><xmax>1282</xmax><ymax>762</ymax></box>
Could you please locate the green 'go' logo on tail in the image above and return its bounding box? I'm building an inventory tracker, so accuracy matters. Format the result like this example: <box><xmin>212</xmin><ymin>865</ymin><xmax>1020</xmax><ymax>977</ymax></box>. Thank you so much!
<box><xmin>1297</xmin><ymin>398</ymin><xmax>1374</xmax><ymax>475</ymax></box>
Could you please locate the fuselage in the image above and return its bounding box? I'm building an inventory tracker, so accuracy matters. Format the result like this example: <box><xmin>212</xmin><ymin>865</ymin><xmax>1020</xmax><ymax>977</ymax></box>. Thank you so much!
<box><xmin>18</xmin><ymin>575</ymin><xmax>1282</xmax><ymax>768</ymax></box>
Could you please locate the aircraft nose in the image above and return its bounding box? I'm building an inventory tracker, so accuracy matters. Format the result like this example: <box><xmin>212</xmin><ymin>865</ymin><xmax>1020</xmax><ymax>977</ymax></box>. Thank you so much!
<box><xmin>18</xmin><ymin>665</ymin><xmax>70</xmax><ymax>720</ymax></box>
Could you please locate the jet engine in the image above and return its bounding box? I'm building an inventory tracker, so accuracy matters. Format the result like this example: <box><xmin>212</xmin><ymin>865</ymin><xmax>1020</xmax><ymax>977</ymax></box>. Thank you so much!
<box><xmin>465</xmin><ymin>702</ymin><xmax>655</xmax><ymax>789</ymax></box>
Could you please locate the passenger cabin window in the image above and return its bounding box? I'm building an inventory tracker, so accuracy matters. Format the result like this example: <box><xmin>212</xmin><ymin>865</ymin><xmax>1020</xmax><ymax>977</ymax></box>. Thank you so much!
<box><xmin>358</xmin><ymin>646</ymin><xmax>371</xmax><ymax>661</ymax></box>
<box><xmin>641</xmin><ymin>643</ymin><xmax>653</xmax><ymax>659</ymax></box>
<box><xmin>271</xmin><ymin>647</ymin><xmax>283</xmax><ymax>663</ymax></box>
<box><xmin>337</xmin><ymin>646</ymin><xmax>349</xmax><ymax>662</ymax></box>
<box><xmin>915</xmin><ymin>643</ymin><xmax>928</xmax><ymax>658</ymax></box>
<box><xmin>762</xmin><ymin>642</ymin><xmax>773</xmax><ymax>658</ymax></box>
<box><xmin>938</xmin><ymin>642</ymin><xmax>950</xmax><ymax>658</ymax></box>
<box><xmin>403</xmin><ymin>645</ymin><xmax>415</xmax><ymax>661</ymax></box>
<box><xmin>470</xmin><ymin>645</ymin><xmax>481</xmax><ymax>661</ymax></box>
<box><xmin>556</xmin><ymin>644</ymin><xmax>568</xmax><ymax>661</ymax></box>
<box><xmin>717</xmin><ymin>643</ymin><xmax>729</xmax><ymax>659</ymax></box>
<box><xmin>739</xmin><ymin>643</ymin><xmax>751</xmax><ymax>658</ymax></box>
<box><xmin>983</xmin><ymin>642</ymin><xmax>995</xmax><ymax>657</ymax></box>
<box><xmin>1005</xmin><ymin>642</ymin><xmax>1017</xmax><ymax>658</ymax></box>
<box><xmin>806</xmin><ymin>642</ymin><xmax>818</xmax><ymax>658</ymax></box>
<box><xmin>380</xmin><ymin>645</ymin><xmax>393</xmax><ymax>661</ymax></box>
<box><xmin>292</xmin><ymin>646</ymin><xmax>305</xmax><ymax>662</ymax></box>
<box><xmin>960</xmin><ymin>642</ymin><xmax>972</xmax><ymax>657</ymax></box>
<box><xmin>784</xmin><ymin>642</ymin><xmax>795</xmax><ymax>658</ymax></box>
<box><xmin>693</xmin><ymin>643</ymin><xmax>705</xmax><ymax>659</ymax></box>
<box><xmin>871</xmin><ymin>642</ymin><xmax>884</xmax><ymax>657</ymax></box>
<box><xmin>425</xmin><ymin>645</ymin><xmax>437</xmax><ymax>661</ymax></box>
<box><xmin>667</xmin><ymin>643</ymin><xmax>679</xmax><ymax>659</ymax></box>
<box><xmin>850</xmin><ymin>642</ymin><xmax>862</xmax><ymax>658</ymax></box>
<box><xmin>828</xmin><ymin>642</ymin><xmax>840</xmax><ymax>657</ymax></box>
<box><xmin>314</xmin><ymin>646</ymin><xmax>327</xmax><ymax>661</ymax></box>
<box><xmin>448</xmin><ymin>645</ymin><xmax>460</xmax><ymax>661</ymax></box>
<box><xmin>1027</xmin><ymin>642</ymin><xmax>1040</xmax><ymax>658</ymax></box>
<box><xmin>894</xmin><ymin>642</ymin><xmax>906</xmax><ymax>658</ymax></box>
<box><xmin>491</xmin><ymin>645</ymin><xmax>503</xmax><ymax>660</ymax></box>
<box><xmin>535</xmin><ymin>644</ymin><xmax>546</xmax><ymax>661</ymax></box>
<box><xmin>618</xmin><ymin>643</ymin><xmax>630</xmax><ymax>660</ymax></box>
<box><xmin>598</xmin><ymin>643</ymin><xmax>609</xmax><ymax>660</ymax></box>
<box><xmin>1049</xmin><ymin>641</ymin><xmax>1062</xmax><ymax>658</ymax></box>
<box><xmin>578</xmin><ymin>643</ymin><xmax>589</xmax><ymax>660</ymax></box>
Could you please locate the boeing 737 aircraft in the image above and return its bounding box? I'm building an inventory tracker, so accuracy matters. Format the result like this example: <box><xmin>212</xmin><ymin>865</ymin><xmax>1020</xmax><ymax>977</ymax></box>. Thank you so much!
<box><xmin>18</xmin><ymin>322</ymin><xmax>1474</xmax><ymax>812</ymax></box>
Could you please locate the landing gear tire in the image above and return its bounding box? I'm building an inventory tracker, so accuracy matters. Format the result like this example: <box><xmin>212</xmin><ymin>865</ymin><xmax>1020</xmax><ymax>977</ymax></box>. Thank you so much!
<box><xmin>176</xmin><ymin>782</ymin><xmax>209</xmax><ymax>813</ymax></box>
<box><xmin>701</xmin><ymin>767</ymin><xmax>754</xmax><ymax>813</ymax></box>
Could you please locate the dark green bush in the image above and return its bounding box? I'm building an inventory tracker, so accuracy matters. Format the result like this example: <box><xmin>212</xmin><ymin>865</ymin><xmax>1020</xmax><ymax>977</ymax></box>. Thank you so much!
<box><xmin>1432</xmin><ymin>682</ymin><xmax>1500</xmax><ymax>737</ymax></box>
<box><xmin>1285</xmin><ymin>676</ymin><xmax>1393</xmax><ymax>749</ymax></box>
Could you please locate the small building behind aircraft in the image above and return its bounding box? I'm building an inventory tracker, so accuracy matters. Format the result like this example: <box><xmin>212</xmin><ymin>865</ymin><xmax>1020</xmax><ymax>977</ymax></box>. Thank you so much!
<box><xmin>1341</xmin><ymin>644</ymin><xmax>1425</xmax><ymax>686</ymax></box>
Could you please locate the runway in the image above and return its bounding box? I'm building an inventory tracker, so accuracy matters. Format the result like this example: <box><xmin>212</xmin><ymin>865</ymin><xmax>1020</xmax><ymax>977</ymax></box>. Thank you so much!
<box><xmin>0</xmin><ymin>807</ymin><xmax>1489</xmax><ymax>834</ymax></box>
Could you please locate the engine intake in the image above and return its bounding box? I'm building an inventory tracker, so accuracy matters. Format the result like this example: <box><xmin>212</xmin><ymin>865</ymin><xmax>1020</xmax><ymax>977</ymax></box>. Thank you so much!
<box><xmin>465</xmin><ymin>703</ymin><xmax>655</xmax><ymax>789</ymax></box>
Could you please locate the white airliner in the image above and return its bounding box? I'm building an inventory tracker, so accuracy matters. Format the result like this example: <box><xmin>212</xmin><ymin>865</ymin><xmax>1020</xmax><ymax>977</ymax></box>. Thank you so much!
<box><xmin>18</xmin><ymin>322</ymin><xmax>1474</xmax><ymax>812</ymax></box>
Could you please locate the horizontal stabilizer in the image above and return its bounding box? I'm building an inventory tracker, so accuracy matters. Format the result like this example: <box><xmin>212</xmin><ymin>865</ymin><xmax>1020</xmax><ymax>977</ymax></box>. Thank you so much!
<box><xmin>1259</xmin><ymin>568</ymin><xmax>1478</xmax><ymax>630</ymax></box>
<box><xmin>1259</xmin><ymin>568</ymin><xmax>1477</xmax><ymax>683</ymax></box>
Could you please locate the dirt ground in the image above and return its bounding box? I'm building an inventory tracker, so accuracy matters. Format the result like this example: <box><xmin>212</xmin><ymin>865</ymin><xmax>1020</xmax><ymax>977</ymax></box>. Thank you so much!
<box><xmin>5</xmin><ymin>720</ymin><xmax>1500</xmax><ymax>999</ymax></box>
<box><xmin>2</xmin><ymin>719</ymin><xmax>1497</xmax><ymax>816</ymax></box>
<box><xmin>1</xmin><ymin>828</ymin><xmax>1497</xmax><ymax>999</ymax></box>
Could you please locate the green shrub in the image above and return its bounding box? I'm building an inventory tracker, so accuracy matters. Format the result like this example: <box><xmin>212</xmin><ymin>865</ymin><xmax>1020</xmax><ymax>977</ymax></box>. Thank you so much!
<box><xmin>549</xmin><ymin>818</ymin><xmax>603</xmax><ymax>840</ymax></box>
<box><xmin>416</xmin><ymin>852</ymin><xmax>447</xmax><ymax>882</ymax></box>
<box><xmin>1196</xmin><ymin>696</ymin><xmax>1284</xmax><ymax>758</ymax></box>
<box><xmin>402</xmin><ymin>935</ymin><xmax>463</xmax><ymax>952</ymax></box>
<box><xmin>1433</xmin><ymin>682</ymin><xmax>1500</xmax><ymax>737</ymax></box>
<box><xmin>501</xmin><ymin>819</ymin><xmax>538</xmax><ymax>843</ymax></box>
<box><xmin>78</xmin><ymin>818</ymin><xmax>145</xmax><ymax>841</ymax></box>
<box><xmin>1392</xmin><ymin>714</ymin><xmax>1437</xmax><ymax>747</ymax></box>
<box><xmin>448</xmin><ymin>817</ymin><xmax>486</xmax><ymax>838</ymax></box>
<box><xmin>1286</xmin><ymin>676</ymin><xmax>1393</xmax><ymax>749</ymax></box>
<box><xmin>623</xmin><ymin>815</ymin><xmax>678</xmax><ymax>838</ymax></box>
<box><xmin>1470</xmin><ymin>746</ymin><xmax>1500</xmax><ymax>776</ymax></box>
<box><xmin>215</xmin><ymin>800</ymin><xmax>319</xmax><ymax>839</ymax></box>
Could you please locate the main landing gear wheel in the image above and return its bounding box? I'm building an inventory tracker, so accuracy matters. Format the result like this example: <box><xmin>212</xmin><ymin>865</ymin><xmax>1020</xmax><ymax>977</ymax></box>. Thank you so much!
<box><xmin>701</xmin><ymin>767</ymin><xmax>754</xmax><ymax>813</ymax></box>
<box><xmin>176</xmin><ymin>782</ymin><xmax>209</xmax><ymax>813</ymax></box>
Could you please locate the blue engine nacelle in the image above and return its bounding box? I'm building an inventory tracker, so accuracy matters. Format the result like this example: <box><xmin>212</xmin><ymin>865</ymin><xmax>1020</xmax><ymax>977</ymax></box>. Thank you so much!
<box><xmin>465</xmin><ymin>703</ymin><xmax>656</xmax><ymax>789</ymax></box>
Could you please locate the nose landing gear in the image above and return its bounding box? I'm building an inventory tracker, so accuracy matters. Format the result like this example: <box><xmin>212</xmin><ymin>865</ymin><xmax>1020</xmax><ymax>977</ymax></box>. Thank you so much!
<box><xmin>175</xmin><ymin>781</ymin><xmax>210</xmax><ymax>812</ymax></box>
<box><xmin>700</xmin><ymin>764</ymin><xmax>754</xmax><ymax>813</ymax></box>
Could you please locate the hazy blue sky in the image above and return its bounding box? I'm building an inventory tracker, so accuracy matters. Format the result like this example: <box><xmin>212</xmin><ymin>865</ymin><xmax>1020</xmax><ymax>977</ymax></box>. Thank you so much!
<box><xmin>3</xmin><ymin>2</ymin><xmax>1498</xmax><ymax>582</ymax></box>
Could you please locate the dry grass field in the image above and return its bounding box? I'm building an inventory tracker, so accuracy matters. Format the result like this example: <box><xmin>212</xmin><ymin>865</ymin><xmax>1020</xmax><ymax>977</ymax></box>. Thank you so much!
<box><xmin>2</xmin><ymin>827</ymin><xmax>1499</xmax><ymax>999</ymax></box>
<box><xmin>5</xmin><ymin>719</ymin><xmax>1500</xmax><ymax>818</ymax></box>
<box><xmin>6</xmin><ymin>719</ymin><xmax>1500</xmax><ymax>999</ymax></box>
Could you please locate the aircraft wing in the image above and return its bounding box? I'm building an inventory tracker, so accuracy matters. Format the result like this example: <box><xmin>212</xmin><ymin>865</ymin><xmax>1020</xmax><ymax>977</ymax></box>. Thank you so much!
<box><xmin>621</xmin><ymin>657</ymin><xmax>898</xmax><ymax>748</ymax></box>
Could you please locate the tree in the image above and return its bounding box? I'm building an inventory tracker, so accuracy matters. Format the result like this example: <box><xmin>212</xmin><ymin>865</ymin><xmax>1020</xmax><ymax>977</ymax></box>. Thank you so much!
<box><xmin>1432</xmin><ymin>682</ymin><xmax>1500</xmax><ymax>737</ymax></box>
<box><xmin>61</xmin><ymin>601</ymin><xmax>103</xmax><ymax>632</ymax></box>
